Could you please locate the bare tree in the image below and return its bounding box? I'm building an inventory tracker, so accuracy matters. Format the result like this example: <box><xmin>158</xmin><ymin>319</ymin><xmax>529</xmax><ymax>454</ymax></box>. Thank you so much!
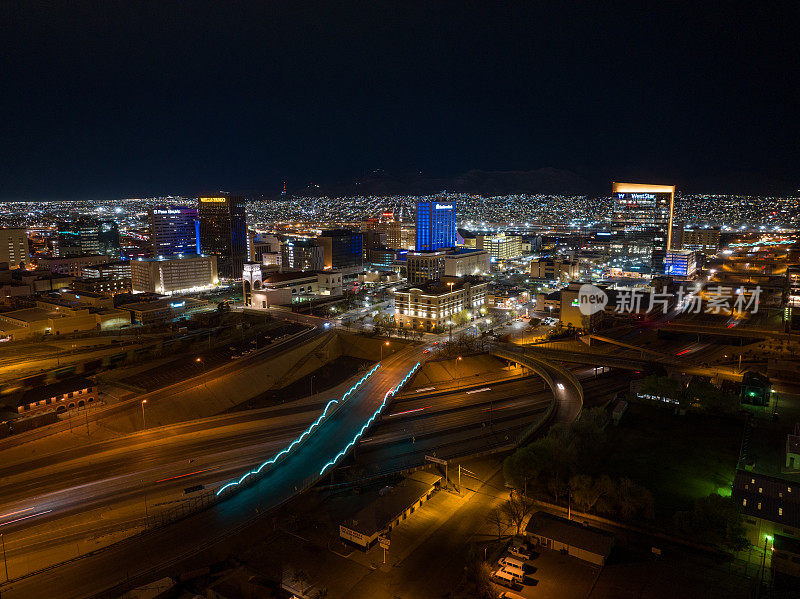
<box><xmin>487</xmin><ymin>507</ymin><xmax>510</xmax><ymax>540</ymax></box>
<box><xmin>501</xmin><ymin>492</ymin><xmax>536</xmax><ymax>535</ymax></box>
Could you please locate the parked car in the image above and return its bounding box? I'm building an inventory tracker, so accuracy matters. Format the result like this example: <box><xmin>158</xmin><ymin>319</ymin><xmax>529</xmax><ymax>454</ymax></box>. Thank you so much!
<box><xmin>508</xmin><ymin>545</ymin><xmax>531</xmax><ymax>560</ymax></box>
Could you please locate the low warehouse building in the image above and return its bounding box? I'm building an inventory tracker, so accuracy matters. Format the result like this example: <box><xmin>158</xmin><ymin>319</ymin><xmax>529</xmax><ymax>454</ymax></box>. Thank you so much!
<box><xmin>339</xmin><ymin>471</ymin><xmax>442</xmax><ymax>550</ymax></box>
<box><xmin>525</xmin><ymin>511</ymin><xmax>614</xmax><ymax>566</ymax></box>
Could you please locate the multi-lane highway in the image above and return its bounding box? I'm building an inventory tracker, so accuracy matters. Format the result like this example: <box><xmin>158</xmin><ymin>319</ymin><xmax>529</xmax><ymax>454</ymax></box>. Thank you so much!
<box><xmin>0</xmin><ymin>341</ymin><xmax>430</xmax><ymax>598</ymax></box>
<box><xmin>0</xmin><ymin>338</ymin><xmax>587</xmax><ymax>598</ymax></box>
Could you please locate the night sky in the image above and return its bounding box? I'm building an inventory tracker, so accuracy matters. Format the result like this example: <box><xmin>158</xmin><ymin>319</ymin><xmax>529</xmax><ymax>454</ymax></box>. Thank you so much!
<box><xmin>1</xmin><ymin>2</ymin><xmax>798</xmax><ymax>200</ymax></box>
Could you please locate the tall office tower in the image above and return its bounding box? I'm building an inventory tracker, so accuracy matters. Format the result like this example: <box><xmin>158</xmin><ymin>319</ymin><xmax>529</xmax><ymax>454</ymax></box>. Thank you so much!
<box><xmin>281</xmin><ymin>239</ymin><xmax>324</xmax><ymax>271</ymax></box>
<box><xmin>317</xmin><ymin>229</ymin><xmax>363</xmax><ymax>270</ymax></box>
<box><xmin>57</xmin><ymin>217</ymin><xmax>101</xmax><ymax>256</ymax></box>
<box><xmin>0</xmin><ymin>228</ymin><xmax>29</xmax><ymax>268</ymax></box>
<box><xmin>98</xmin><ymin>221</ymin><xmax>121</xmax><ymax>258</ymax></box>
<box><xmin>611</xmin><ymin>182</ymin><xmax>676</xmax><ymax>273</ymax></box>
<box><xmin>611</xmin><ymin>182</ymin><xmax>675</xmax><ymax>247</ymax></box>
<box><xmin>362</xmin><ymin>211</ymin><xmax>402</xmax><ymax>249</ymax></box>
<box><xmin>197</xmin><ymin>193</ymin><xmax>248</xmax><ymax>279</ymax></box>
<box><xmin>415</xmin><ymin>200</ymin><xmax>456</xmax><ymax>251</ymax></box>
<box><xmin>150</xmin><ymin>206</ymin><xmax>200</xmax><ymax>257</ymax></box>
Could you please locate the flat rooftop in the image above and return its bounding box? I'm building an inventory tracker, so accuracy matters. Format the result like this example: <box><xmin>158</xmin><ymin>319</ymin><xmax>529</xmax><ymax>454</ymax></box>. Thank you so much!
<box><xmin>526</xmin><ymin>511</ymin><xmax>614</xmax><ymax>557</ymax></box>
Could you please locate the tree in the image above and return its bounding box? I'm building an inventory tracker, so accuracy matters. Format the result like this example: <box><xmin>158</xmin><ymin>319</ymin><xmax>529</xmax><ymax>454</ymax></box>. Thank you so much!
<box><xmin>452</xmin><ymin>309</ymin><xmax>470</xmax><ymax>327</ymax></box>
<box><xmin>487</xmin><ymin>507</ymin><xmax>510</xmax><ymax>540</ymax></box>
<box><xmin>673</xmin><ymin>493</ymin><xmax>749</xmax><ymax>551</ymax></box>
<box><xmin>501</xmin><ymin>492</ymin><xmax>536</xmax><ymax>535</ymax></box>
<box><xmin>569</xmin><ymin>474</ymin><xmax>616</xmax><ymax>514</ymax></box>
<box><xmin>614</xmin><ymin>478</ymin><xmax>655</xmax><ymax>521</ymax></box>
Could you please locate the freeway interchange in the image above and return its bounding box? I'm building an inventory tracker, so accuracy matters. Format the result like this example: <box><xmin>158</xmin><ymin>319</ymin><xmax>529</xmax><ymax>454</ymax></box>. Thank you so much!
<box><xmin>0</xmin><ymin>337</ymin><xmax>587</xmax><ymax>599</ymax></box>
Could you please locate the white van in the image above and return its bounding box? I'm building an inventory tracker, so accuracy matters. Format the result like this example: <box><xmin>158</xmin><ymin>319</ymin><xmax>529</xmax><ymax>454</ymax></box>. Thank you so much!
<box><xmin>499</xmin><ymin>556</ymin><xmax>526</xmax><ymax>571</ymax></box>
<box><xmin>492</xmin><ymin>569</ymin><xmax>516</xmax><ymax>589</ymax></box>
<box><xmin>501</xmin><ymin>565</ymin><xmax>525</xmax><ymax>583</ymax></box>
<box><xmin>508</xmin><ymin>545</ymin><xmax>531</xmax><ymax>560</ymax></box>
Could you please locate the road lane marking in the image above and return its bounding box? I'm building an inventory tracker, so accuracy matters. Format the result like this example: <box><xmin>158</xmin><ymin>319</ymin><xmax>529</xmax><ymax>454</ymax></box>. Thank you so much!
<box><xmin>0</xmin><ymin>509</ymin><xmax>53</xmax><ymax>527</ymax></box>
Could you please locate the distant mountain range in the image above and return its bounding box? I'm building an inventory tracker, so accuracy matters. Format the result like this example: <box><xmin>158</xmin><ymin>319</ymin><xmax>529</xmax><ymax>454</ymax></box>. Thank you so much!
<box><xmin>295</xmin><ymin>168</ymin><xmax>594</xmax><ymax>197</ymax></box>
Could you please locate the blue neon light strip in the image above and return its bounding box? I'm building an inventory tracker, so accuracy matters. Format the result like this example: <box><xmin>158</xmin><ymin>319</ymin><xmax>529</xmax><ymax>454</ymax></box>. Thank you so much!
<box><xmin>319</xmin><ymin>361</ymin><xmax>421</xmax><ymax>476</ymax></box>
<box><xmin>216</xmin><ymin>363</ymin><xmax>381</xmax><ymax>496</ymax></box>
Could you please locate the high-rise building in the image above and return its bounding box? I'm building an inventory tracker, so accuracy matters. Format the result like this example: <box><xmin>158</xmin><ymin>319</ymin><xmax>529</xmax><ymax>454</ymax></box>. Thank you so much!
<box><xmin>611</xmin><ymin>182</ymin><xmax>676</xmax><ymax>273</ymax></box>
<box><xmin>281</xmin><ymin>239</ymin><xmax>324</xmax><ymax>271</ymax></box>
<box><xmin>406</xmin><ymin>248</ymin><xmax>490</xmax><ymax>284</ymax></box>
<box><xmin>197</xmin><ymin>193</ymin><xmax>248</xmax><ymax>279</ymax></box>
<box><xmin>0</xmin><ymin>228</ymin><xmax>29</xmax><ymax>268</ymax></box>
<box><xmin>681</xmin><ymin>226</ymin><xmax>721</xmax><ymax>255</ymax></box>
<box><xmin>611</xmin><ymin>182</ymin><xmax>675</xmax><ymax>248</ymax></box>
<box><xmin>476</xmin><ymin>232</ymin><xmax>523</xmax><ymax>262</ymax></box>
<box><xmin>317</xmin><ymin>229</ymin><xmax>363</xmax><ymax>270</ymax></box>
<box><xmin>57</xmin><ymin>217</ymin><xmax>100</xmax><ymax>257</ymax></box>
<box><xmin>98</xmin><ymin>221</ymin><xmax>121</xmax><ymax>258</ymax></box>
<box><xmin>131</xmin><ymin>255</ymin><xmax>218</xmax><ymax>294</ymax></box>
<box><xmin>150</xmin><ymin>206</ymin><xmax>200</xmax><ymax>257</ymax></box>
<box><xmin>415</xmin><ymin>200</ymin><xmax>456</xmax><ymax>252</ymax></box>
<box><xmin>362</xmin><ymin>211</ymin><xmax>402</xmax><ymax>249</ymax></box>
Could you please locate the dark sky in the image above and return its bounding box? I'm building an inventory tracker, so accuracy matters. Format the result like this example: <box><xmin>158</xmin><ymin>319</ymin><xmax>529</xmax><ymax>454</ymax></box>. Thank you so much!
<box><xmin>1</xmin><ymin>2</ymin><xmax>798</xmax><ymax>199</ymax></box>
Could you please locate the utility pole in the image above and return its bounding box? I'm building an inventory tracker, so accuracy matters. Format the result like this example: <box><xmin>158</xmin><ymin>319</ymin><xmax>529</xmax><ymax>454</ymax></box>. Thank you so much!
<box><xmin>141</xmin><ymin>399</ymin><xmax>147</xmax><ymax>430</ymax></box>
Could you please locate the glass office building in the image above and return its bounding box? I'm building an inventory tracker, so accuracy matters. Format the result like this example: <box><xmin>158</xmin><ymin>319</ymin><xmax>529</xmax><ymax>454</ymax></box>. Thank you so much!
<box><xmin>198</xmin><ymin>194</ymin><xmax>248</xmax><ymax>279</ymax></box>
<box><xmin>150</xmin><ymin>206</ymin><xmax>200</xmax><ymax>257</ymax></box>
<box><xmin>415</xmin><ymin>200</ymin><xmax>456</xmax><ymax>251</ymax></box>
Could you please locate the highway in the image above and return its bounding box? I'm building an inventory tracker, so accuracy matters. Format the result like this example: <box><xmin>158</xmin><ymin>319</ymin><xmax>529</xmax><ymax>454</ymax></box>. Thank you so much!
<box><xmin>0</xmin><ymin>338</ymin><xmax>587</xmax><ymax>598</ymax></box>
<box><xmin>0</xmin><ymin>324</ymin><xmax>322</xmax><ymax>450</ymax></box>
<box><xmin>0</xmin><ymin>341</ymin><xmax>429</xmax><ymax>598</ymax></box>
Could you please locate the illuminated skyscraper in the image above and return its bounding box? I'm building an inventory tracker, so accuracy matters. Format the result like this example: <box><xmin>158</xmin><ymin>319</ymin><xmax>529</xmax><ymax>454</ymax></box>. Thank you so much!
<box><xmin>611</xmin><ymin>182</ymin><xmax>675</xmax><ymax>249</ymax></box>
<box><xmin>415</xmin><ymin>200</ymin><xmax>456</xmax><ymax>252</ymax></box>
<box><xmin>150</xmin><ymin>206</ymin><xmax>200</xmax><ymax>257</ymax></box>
<box><xmin>198</xmin><ymin>193</ymin><xmax>247</xmax><ymax>279</ymax></box>
<box><xmin>611</xmin><ymin>182</ymin><xmax>676</xmax><ymax>273</ymax></box>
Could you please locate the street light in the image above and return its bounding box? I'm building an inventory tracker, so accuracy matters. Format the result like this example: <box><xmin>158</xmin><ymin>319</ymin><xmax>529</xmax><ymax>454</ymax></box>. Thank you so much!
<box><xmin>196</xmin><ymin>357</ymin><xmax>207</xmax><ymax>387</ymax></box>
<box><xmin>457</xmin><ymin>356</ymin><xmax>462</xmax><ymax>389</ymax></box>
<box><xmin>141</xmin><ymin>400</ymin><xmax>147</xmax><ymax>430</ymax></box>
<box><xmin>381</xmin><ymin>340</ymin><xmax>389</xmax><ymax>361</ymax></box>
<box><xmin>759</xmin><ymin>534</ymin><xmax>773</xmax><ymax>589</ymax></box>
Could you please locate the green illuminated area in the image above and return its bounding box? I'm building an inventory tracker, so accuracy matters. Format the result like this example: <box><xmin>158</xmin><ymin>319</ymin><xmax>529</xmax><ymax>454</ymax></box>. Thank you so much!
<box><xmin>600</xmin><ymin>402</ymin><xmax>740</xmax><ymax>518</ymax></box>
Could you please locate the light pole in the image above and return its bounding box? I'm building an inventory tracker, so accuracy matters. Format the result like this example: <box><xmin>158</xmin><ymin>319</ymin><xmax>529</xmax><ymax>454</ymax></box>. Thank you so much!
<box><xmin>141</xmin><ymin>399</ymin><xmax>147</xmax><ymax>430</ymax></box>
<box><xmin>457</xmin><ymin>356</ymin><xmax>462</xmax><ymax>389</ymax></box>
<box><xmin>759</xmin><ymin>534</ymin><xmax>772</xmax><ymax>591</ymax></box>
<box><xmin>196</xmin><ymin>357</ymin><xmax>206</xmax><ymax>387</ymax></box>
<box><xmin>381</xmin><ymin>341</ymin><xmax>389</xmax><ymax>361</ymax></box>
<box><xmin>1</xmin><ymin>532</ymin><xmax>8</xmax><ymax>582</ymax></box>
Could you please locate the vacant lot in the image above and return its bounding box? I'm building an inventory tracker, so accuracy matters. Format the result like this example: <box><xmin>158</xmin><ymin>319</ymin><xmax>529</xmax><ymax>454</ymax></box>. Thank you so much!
<box><xmin>601</xmin><ymin>402</ymin><xmax>744</xmax><ymax>518</ymax></box>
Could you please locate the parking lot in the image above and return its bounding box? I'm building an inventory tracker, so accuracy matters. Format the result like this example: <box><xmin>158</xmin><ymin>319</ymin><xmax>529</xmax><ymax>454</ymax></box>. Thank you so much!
<box><xmin>492</xmin><ymin>543</ymin><xmax>600</xmax><ymax>599</ymax></box>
